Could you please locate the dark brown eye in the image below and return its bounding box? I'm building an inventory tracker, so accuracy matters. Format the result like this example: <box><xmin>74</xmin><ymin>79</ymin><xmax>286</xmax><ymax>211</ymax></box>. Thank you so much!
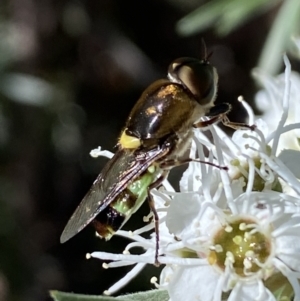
<box><xmin>168</xmin><ymin>57</ymin><xmax>218</xmax><ymax>106</ymax></box>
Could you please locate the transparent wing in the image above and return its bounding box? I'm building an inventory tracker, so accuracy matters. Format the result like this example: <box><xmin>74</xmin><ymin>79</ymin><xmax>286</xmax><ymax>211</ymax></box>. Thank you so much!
<box><xmin>60</xmin><ymin>146</ymin><xmax>168</xmax><ymax>243</ymax></box>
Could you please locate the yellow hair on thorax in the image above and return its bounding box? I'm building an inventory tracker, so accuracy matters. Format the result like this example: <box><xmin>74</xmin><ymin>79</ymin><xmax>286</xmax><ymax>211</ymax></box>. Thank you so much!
<box><xmin>119</xmin><ymin>130</ymin><xmax>141</xmax><ymax>149</ymax></box>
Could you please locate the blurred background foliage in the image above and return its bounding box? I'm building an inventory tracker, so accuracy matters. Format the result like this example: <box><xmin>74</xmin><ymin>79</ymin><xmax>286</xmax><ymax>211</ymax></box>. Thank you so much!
<box><xmin>0</xmin><ymin>0</ymin><xmax>299</xmax><ymax>301</ymax></box>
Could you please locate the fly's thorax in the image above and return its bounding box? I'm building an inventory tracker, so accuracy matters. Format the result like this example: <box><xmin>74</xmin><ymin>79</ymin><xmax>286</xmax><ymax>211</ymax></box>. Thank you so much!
<box><xmin>191</xmin><ymin>98</ymin><xmax>215</xmax><ymax>124</ymax></box>
<box><xmin>166</xmin><ymin>128</ymin><xmax>194</xmax><ymax>161</ymax></box>
<box><xmin>161</xmin><ymin>103</ymin><xmax>205</xmax><ymax>161</ymax></box>
<box><xmin>124</xmin><ymin>80</ymin><xmax>199</xmax><ymax>142</ymax></box>
<box><xmin>92</xmin><ymin>164</ymin><xmax>159</xmax><ymax>240</ymax></box>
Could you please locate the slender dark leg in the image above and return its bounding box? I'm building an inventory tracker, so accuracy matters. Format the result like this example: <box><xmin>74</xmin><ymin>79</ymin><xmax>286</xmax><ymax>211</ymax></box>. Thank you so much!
<box><xmin>220</xmin><ymin>115</ymin><xmax>256</xmax><ymax>131</ymax></box>
<box><xmin>193</xmin><ymin>114</ymin><xmax>225</xmax><ymax>128</ymax></box>
<box><xmin>160</xmin><ymin>158</ymin><xmax>228</xmax><ymax>170</ymax></box>
<box><xmin>147</xmin><ymin>157</ymin><xmax>227</xmax><ymax>266</ymax></box>
<box><xmin>147</xmin><ymin>170</ymin><xmax>169</xmax><ymax>266</ymax></box>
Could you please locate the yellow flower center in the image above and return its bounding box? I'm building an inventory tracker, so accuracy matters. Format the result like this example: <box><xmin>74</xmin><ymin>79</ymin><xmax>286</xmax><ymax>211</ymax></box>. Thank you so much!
<box><xmin>208</xmin><ymin>218</ymin><xmax>271</xmax><ymax>277</ymax></box>
<box><xmin>230</xmin><ymin>155</ymin><xmax>282</xmax><ymax>192</ymax></box>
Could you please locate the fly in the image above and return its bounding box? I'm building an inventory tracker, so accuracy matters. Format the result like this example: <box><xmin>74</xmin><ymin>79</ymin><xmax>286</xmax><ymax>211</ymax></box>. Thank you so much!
<box><xmin>60</xmin><ymin>53</ymin><xmax>253</xmax><ymax>265</ymax></box>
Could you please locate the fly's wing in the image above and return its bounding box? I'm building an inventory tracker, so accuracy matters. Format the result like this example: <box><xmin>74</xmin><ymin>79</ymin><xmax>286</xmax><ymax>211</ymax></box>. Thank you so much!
<box><xmin>60</xmin><ymin>145</ymin><xmax>170</xmax><ymax>243</ymax></box>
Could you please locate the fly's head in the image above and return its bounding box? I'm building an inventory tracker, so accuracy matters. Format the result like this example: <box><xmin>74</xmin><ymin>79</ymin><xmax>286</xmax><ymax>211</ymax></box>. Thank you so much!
<box><xmin>167</xmin><ymin>56</ymin><xmax>218</xmax><ymax>112</ymax></box>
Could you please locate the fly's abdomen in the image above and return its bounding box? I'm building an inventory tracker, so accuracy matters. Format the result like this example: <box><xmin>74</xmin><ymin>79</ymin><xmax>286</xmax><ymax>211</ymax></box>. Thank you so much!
<box><xmin>93</xmin><ymin>165</ymin><xmax>157</xmax><ymax>240</ymax></box>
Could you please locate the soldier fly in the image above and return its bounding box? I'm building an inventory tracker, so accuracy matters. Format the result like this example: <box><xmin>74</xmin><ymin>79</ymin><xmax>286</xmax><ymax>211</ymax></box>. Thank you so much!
<box><xmin>60</xmin><ymin>54</ymin><xmax>251</xmax><ymax>264</ymax></box>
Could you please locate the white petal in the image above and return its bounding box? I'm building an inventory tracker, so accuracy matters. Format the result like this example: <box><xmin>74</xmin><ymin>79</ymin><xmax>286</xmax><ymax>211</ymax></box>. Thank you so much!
<box><xmin>272</xmin><ymin>213</ymin><xmax>300</xmax><ymax>235</ymax></box>
<box><xmin>160</xmin><ymin>265</ymin><xmax>176</xmax><ymax>287</ymax></box>
<box><xmin>168</xmin><ymin>265</ymin><xmax>219</xmax><ymax>301</ymax></box>
<box><xmin>232</xmin><ymin>119</ymin><xmax>269</xmax><ymax>150</ymax></box>
<box><xmin>166</xmin><ymin>193</ymin><xmax>202</xmax><ymax>236</ymax></box>
<box><xmin>276</xmin><ymin>235</ymin><xmax>300</xmax><ymax>271</ymax></box>
<box><xmin>180</xmin><ymin>161</ymin><xmax>203</xmax><ymax>192</ymax></box>
<box><xmin>278</xmin><ymin>149</ymin><xmax>300</xmax><ymax>178</ymax></box>
<box><xmin>228</xmin><ymin>281</ymin><xmax>275</xmax><ymax>301</ymax></box>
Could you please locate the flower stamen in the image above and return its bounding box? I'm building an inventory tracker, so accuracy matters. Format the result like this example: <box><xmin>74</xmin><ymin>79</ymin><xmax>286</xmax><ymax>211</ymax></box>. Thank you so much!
<box><xmin>209</xmin><ymin>219</ymin><xmax>272</xmax><ymax>277</ymax></box>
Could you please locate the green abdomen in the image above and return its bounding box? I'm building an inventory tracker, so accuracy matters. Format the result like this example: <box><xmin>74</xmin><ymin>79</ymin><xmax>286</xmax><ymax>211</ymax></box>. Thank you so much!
<box><xmin>93</xmin><ymin>166</ymin><xmax>157</xmax><ymax>240</ymax></box>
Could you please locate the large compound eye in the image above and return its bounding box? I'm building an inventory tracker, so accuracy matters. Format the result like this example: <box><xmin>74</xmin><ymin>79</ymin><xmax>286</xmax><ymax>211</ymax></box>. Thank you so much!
<box><xmin>168</xmin><ymin>57</ymin><xmax>218</xmax><ymax>106</ymax></box>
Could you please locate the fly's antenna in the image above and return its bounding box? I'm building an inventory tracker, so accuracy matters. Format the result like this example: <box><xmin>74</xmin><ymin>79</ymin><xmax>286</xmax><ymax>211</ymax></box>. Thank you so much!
<box><xmin>201</xmin><ymin>38</ymin><xmax>213</xmax><ymax>63</ymax></box>
<box><xmin>201</xmin><ymin>38</ymin><xmax>207</xmax><ymax>61</ymax></box>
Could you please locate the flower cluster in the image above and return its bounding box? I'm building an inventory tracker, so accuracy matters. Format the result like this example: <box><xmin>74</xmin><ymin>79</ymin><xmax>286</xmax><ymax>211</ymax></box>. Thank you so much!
<box><xmin>89</xmin><ymin>54</ymin><xmax>300</xmax><ymax>301</ymax></box>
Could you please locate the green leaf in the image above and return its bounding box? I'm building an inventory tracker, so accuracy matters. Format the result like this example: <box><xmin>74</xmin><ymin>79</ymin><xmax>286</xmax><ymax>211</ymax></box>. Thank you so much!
<box><xmin>176</xmin><ymin>0</ymin><xmax>227</xmax><ymax>36</ymax></box>
<box><xmin>216</xmin><ymin>0</ymin><xmax>278</xmax><ymax>36</ymax></box>
<box><xmin>116</xmin><ymin>290</ymin><xmax>169</xmax><ymax>301</ymax></box>
<box><xmin>50</xmin><ymin>291</ymin><xmax>116</xmax><ymax>301</ymax></box>
<box><xmin>176</xmin><ymin>0</ymin><xmax>279</xmax><ymax>37</ymax></box>
<box><xmin>258</xmin><ymin>0</ymin><xmax>300</xmax><ymax>75</ymax></box>
<box><xmin>50</xmin><ymin>290</ymin><xmax>169</xmax><ymax>301</ymax></box>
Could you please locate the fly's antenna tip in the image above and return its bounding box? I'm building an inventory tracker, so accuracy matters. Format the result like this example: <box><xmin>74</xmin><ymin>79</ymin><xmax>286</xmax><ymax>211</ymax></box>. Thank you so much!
<box><xmin>201</xmin><ymin>38</ymin><xmax>213</xmax><ymax>63</ymax></box>
<box><xmin>201</xmin><ymin>38</ymin><xmax>207</xmax><ymax>61</ymax></box>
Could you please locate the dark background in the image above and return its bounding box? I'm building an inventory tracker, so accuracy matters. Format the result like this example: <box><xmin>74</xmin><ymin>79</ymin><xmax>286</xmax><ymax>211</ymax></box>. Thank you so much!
<box><xmin>0</xmin><ymin>1</ymin><xmax>287</xmax><ymax>300</ymax></box>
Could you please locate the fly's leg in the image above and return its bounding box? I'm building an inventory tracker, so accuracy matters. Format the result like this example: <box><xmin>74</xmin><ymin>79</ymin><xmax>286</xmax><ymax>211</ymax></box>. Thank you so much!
<box><xmin>148</xmin><ymin>158</ymin><xmax>226</xmax><ymax>266</ymax></box>
<box><xmin>193</xmin><ymin>103</ymin><xmax>231</xmax><ymax>128</ymax></box>
<box><xmin>193</xmin><ymin>114</ymin><xmax>225</xmax><ymax>128</ymax></box>
<box><xmin>160</xmin><ymin>158</ymin><xmax>228</xmax><ymax>170</ymax></box>
<box><xmin>193</xmin><ymin>102</ymin><xmax>255</xmax><ymax>130</ymax></box>
<box><xmin>147</xmin><ymin>170</ymin><xmax>169</xmax><ymax>266</ymax></box>
<box><xmin>220</xmin><ymin>115</ymin><xmax>256</xmax><ymax>131</ymax></box>
<box><xmin>208</xmin><ymin>102</ymin><xmax>232</xmax><ymax>117</ymax></box>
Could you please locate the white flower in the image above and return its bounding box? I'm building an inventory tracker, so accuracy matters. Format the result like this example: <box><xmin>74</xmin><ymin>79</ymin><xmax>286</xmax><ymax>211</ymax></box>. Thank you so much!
<box><xmin>88</xmin><ymin>187</ymin><xmax>175</xmax><ymax>295</ymax></box>
<box><xmin>88</xmin><ymin>55</ymin><xmax>300</xmax><ymax>301</ymax></box>
<box><xmin>163</xmin><ymin>189</ymin><xmax>300</xmax><ymax>301</ymax></box>
<box><xmin>253</xmin><ymin>59</ymin><xmax>300</xmax><ymax>153</ymax></box>
<box><xmin>159</xmin><ymin>54</ymin><xmax>300</xmax><ymax>300</ymax></box>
